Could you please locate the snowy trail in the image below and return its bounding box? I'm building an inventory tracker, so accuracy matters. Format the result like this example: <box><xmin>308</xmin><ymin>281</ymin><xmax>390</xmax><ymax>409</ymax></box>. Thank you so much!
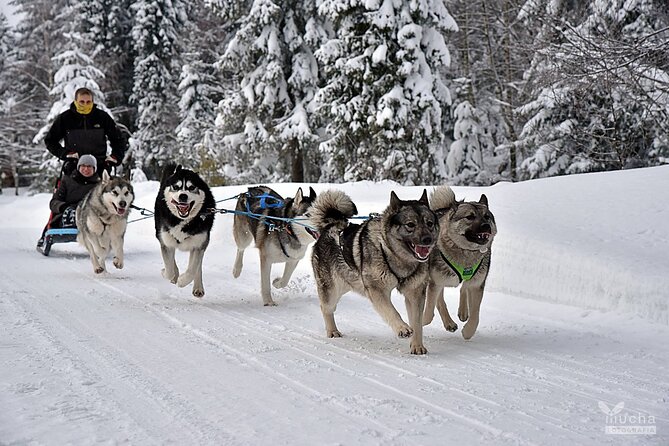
<box><xmin>2</xmin><ymin>227</ymin><xmax>666</xmax><ymax>445</ymax></box>
<box><xmin>2</xmin><ymin>173</ymin><xmax>668</xmax><ymax>445</ymax></box>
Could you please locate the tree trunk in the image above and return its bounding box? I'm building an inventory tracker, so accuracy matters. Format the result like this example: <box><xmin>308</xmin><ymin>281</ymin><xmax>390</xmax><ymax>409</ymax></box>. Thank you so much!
<box><xmin>290</xmin><ymin>139</ymin><xmax>304</xmax><ymax>182</ymax></box>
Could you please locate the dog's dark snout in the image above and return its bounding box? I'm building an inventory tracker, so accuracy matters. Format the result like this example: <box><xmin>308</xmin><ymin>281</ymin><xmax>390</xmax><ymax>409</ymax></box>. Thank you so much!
<box><xmin>119</xmin><ymin>200</ymin><xmax>127</xmax><ymax>208</ymax></box>
<box><xmin>480</xmin><ymin>223</ymin><xmax>491</xmax><ymax>232</ymax></box>
<box><xmin>420</xmin><ymin>234</ymin><xmax>433</xmax><ymax>245</ymax></box>
<box><xmin>179</xmin><ymin>193</ymin><xmax>188</xmax><ymax>202</ymax></box>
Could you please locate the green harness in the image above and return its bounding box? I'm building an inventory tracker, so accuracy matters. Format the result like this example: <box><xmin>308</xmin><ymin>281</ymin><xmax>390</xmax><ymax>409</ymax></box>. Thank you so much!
<box><xmin>440</xmin><ymin>252</ymin><xmax>482</xmax><ymax>282</ymax></box>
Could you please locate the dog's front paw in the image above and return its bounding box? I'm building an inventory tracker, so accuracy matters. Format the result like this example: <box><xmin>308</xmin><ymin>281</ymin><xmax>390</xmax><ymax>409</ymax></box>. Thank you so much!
<box><xmin>462</xmin><ymin>322</ymin><xmax>478</xmax><ymax>340</ymax></box>
<box><xmin>272</xmin><ymin>277</ymin><xmax>288</xmax><ymax>289</ymax></box>
<box><xmin>410</xmin><ymin>343</ymin><xmax>428</xmax><ymax>355</ymax></box>
<box><xmin>396</xmin><ymin>325</ymin><xmax>414</xmax><ymax>338</ymax></box>
<box><xmin>113</xmin><ymin>257</ymin><xmax>123</xmax><ymax>269</ymax></box>
<box><xmin>445</xmin><ymin>322</ymin><xmax>458</xmax><ymax>332</ymax></box>
<box><xmin>263</xmin><ymin>299</ymin><xmax>278</xmax><ymax>307</ymax></box>
<box><xmin>192</xmin><ymin>288</ymin><xmax>205</xmax><ymax>298</ymax></box>
<box><xmin>458</xmin><ymin>307</ymin><xmax>469</xmax><ymax>322</ymax></box>
<box><xmin>177</xmin><ymin>272</ymin><xmax>194</xmax><ymax>288</ymax></box>
<box><xmin>232</xmin><ymin>264</ymin><xmax>242</xmax><ymax>278</ymax></box>
<box><xmin>161</xmin><ymin>268</ymin><xmax>179</xmax><ymax>284</ymax></box>
<box><xmin>94</xmin><ymin>266</ymin><xmax>105</xmax><ymax>274</ymax></box>
<box><xmin>327</xmin><ymin>330</ymin><xmax>342</xmax><ymax>338</ymax></box>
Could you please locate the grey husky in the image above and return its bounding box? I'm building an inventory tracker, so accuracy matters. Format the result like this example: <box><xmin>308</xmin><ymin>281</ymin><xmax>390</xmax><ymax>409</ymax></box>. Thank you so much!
<box><xmin>76</xmin><ymin>170</ymin><xmax>134</xmax><ymax>274</ymax></box>
<box><xmin>310</xmin><ymin>190</ymin><xmax>439</xmax><ymax>355</ymax></box>
<box><xmin>423</xmin><ymin>186</ymin><xmax>497</xmax><ymax>340</ymax></box>
<box><xmin>232</xmin><ymin>186</ymin><xmax>318</xmax><ymax>306</ymax></box>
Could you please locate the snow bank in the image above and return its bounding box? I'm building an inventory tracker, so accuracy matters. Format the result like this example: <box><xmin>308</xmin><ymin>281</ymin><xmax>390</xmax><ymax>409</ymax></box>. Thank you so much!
<box><xmin>476</xmin><ymin>166</ymin><xmax>669</xmax><ymax>324</ymax></box>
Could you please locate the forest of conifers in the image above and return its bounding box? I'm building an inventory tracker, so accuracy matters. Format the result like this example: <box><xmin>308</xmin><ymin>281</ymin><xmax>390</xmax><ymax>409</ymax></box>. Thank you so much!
<box><xmin>1</xmin><ymin>0</ymin><xmax>667</xmax><ymax>190</ymax></box>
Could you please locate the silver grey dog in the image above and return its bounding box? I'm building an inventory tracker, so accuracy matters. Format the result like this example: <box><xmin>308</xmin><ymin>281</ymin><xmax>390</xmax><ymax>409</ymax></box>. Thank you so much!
<box><xmin>232</xmin><ymin>186</ymin><xmax>318</xmax><ymax>306</ymax></box>
<box><xmin>310</xmin><ymin>189</ymin><xmax>439</xmax><ymax>355</ymax></box>
<box><xmin>423</xmin><ymin>186</ymin><xmax>497</xmax><ymax>340</ymax></box>
<box><xmin>76</xmin><ymin>170</ymin><xmax>134</xmax><ymax>274</ymax></box>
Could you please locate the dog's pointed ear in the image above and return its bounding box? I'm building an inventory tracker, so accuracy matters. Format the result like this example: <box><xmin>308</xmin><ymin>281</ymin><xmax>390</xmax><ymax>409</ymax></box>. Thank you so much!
<box><xmin>102</xmin><ymin>169</ymin><xmax>110</xmax><ymax>183</ymax></box>
<box><xmin>294</xmin><ymin>187</ymin><xmax>304</xmax><ymax>205</ymax></box>
<box><xmin>479</xmin><ymin>194</ymin><xmax>488</xmax><ymax>207</ymax></box>
<box><xmin>419</xmin><ymin>189</ymin><xmax>429</xmax><ymax>206</ymax></box>
<box><xmin>175</xmin><ymin>164</ymin><xmax>183</xmax><ymax>174</ymax></box>
<box><xmin>390</xmin><ymin>191</ymin><xmax>401</xmax><ymax>209</ymax></box>
<box><xmin>309</xmin><ymin>186</ymin><xmax>316</xmax><ymax>200</ymax></box>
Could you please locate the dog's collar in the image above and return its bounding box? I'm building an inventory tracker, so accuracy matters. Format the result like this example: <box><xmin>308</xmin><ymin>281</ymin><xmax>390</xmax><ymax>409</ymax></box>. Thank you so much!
<box><xmin>439</xmin><ymin>251</ymin><xmax>482</xmax><ymax>283</ymax></box>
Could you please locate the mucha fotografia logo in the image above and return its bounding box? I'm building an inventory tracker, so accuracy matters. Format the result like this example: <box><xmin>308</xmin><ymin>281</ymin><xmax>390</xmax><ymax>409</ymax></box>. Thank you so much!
<box><xmin>599</xmin><ymin>401</ymin><xmax>656</xmax><ymax>435</ymax></box>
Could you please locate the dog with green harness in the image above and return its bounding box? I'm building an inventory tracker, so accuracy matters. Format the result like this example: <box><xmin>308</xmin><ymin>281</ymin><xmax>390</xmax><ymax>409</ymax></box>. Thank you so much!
<box><xmin>423</xmin><ymin>186</ymin><xmax>497</xmax><ymax>340</ymax></box>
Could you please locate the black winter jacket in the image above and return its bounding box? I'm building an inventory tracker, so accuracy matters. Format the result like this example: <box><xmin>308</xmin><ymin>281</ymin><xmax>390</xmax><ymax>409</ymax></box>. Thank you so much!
<box><xmin>44</xmin><ymin>103</ymin><xmax>127</xmax><ymax>167</ymax></box>
<box><xmin>49</xmin><ymin>171</ymin><xmax>100</xmax><ymax>223</ymax></box>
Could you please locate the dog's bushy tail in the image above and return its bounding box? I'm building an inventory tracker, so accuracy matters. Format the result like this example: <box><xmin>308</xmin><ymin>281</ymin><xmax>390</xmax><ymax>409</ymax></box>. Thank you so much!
<box><xmin>430</xmin><ymin>186</ymin><xmax>457</xmax><ymax>212</ymax></box>
<box><xmin>309</xmin><ymin>190</ymin><xmax>357</xmax><ymax>231</ymax></box>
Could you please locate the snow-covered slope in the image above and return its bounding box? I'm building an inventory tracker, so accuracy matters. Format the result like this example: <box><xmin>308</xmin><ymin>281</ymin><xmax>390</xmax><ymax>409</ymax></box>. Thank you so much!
<box><xmin>1</xmin><ymin>167</ymin><xmax>667</xmax><ymax>445</ymax></box>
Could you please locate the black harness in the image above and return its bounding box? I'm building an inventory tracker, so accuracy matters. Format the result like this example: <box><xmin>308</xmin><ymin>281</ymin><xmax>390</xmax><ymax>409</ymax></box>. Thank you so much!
<box><xmin>339</xmin><ymin>222</ymin><xmax>360</xmax><ymax>270</ymax></box>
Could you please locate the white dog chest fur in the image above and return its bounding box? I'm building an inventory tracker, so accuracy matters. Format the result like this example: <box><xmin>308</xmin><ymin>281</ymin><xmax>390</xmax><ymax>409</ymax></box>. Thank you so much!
<box><xmin>159</xmin><ymin>223</ymin><xmax>208</xmax><ymax>251</ymax></box>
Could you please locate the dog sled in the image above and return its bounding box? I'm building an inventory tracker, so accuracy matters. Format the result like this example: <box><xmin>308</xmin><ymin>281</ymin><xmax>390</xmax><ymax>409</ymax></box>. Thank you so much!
<box><xmin>37</xmin><ymin>227</ymin><xmax>78</xmax><ymax>256</ymax></box>
<box><xmin>36</xmin><ymin>158</ymin><xmax>107</xmax><ymax>257</ymax></box>
<box><xmin>36</xmin><ymin>162</ymin><xmax>80</xmax><ymax>256</ymax></box>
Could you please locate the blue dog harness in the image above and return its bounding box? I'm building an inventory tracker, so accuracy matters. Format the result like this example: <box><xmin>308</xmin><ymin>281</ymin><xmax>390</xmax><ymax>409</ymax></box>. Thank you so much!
<box><xmin>252</xmin><ymin>192</ymin><xmax>284</xmax><ymax>210</ymax></box>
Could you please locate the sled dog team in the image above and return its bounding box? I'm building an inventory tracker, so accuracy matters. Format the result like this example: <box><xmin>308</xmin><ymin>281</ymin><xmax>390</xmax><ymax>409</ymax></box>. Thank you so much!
<box><xmin>74</xmin><ymin>164</ymin><xmax>497</xmax><ymax>355</ymax></box>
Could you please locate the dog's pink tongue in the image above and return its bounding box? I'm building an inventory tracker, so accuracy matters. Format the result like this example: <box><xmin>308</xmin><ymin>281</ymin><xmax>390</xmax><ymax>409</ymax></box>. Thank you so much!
<box><xmin>415</xmin><ymin>245</ymin><xmax>431</xmax><ymax>259</ymax></box>
<box><xmin>177</xmin><ymin>203</ymin><xmax>190</xmax><ymax>213</ymax></box>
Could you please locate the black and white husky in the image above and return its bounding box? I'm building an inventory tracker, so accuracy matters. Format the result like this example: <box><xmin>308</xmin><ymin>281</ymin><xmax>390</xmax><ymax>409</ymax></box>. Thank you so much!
<box><xmin>154</xmin><ymin>164</ymin><xmax>215</xmax><ymax>297</ymax></box>
<box><xmin>232</xmin><ymin>186</ymin><xmax>317</xmax><ymax>306</ymax></box>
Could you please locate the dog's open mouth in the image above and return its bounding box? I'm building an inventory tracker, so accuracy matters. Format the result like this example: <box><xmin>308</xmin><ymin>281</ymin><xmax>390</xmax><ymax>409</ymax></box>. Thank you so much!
<box><xmin>172</xmin><ymin>200</ymin><xmax>194</xmax><ymax>218</ymax></box>
<box><xmin>306</xmin><ymin>226</ymin><xmax>319</xmax><ymax>240</ymax></box>
<box><xmin>466</xmin><ymin>230</ymin><xmax>491</xmax><ymax>245</ymax></box>
<box><xmin>410</xmin><ymin>243</ymin><xmax>432</xmax><ymax>262</ymax></box>
<box><xmin>113</xmin><ymin>204</ymin><xmax>127</xmax><ymax>216</ymax></box>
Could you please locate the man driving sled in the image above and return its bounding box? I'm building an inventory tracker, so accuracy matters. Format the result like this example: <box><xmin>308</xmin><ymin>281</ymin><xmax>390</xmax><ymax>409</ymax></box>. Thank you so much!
<box><xmin>44</xmin><ymin>87</ymin><xmax>127</xmax><ymax>175</ymax></box>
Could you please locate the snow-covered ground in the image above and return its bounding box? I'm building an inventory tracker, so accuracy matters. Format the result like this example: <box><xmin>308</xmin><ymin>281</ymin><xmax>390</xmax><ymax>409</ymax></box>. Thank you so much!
<box><xmin>1</xmin><ymin>166</ymin><xmax>667</xmax><ymax>445</ymax></box>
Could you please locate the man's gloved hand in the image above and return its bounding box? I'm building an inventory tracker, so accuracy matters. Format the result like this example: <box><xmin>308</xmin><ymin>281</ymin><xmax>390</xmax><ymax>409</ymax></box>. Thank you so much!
<box><xmin>104</xmin><ymin>155</ymin><xmax>118</xmax><ymax>173</ymax></box>
<box><xmin>63</xmin><ymin>153</ymin><xmax>78</xmax><ymax>175</ymax></box>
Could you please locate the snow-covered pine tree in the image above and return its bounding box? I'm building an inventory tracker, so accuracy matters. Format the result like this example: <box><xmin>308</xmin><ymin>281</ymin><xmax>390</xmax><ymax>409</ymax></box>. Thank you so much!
<box><xmin>214</xmin><ymin>0</ymin><xmax>327</xmax><ymax>184</ymax></box>
<box><xmin>314</xmin><ymin>0</ymin><xmax>457</xmax><ymax>184</ymax></box>
<box><xmin>175</xmin><ymin>0</ymin><xmax>228</xmax><ymax>184</ymax></box>
<box><xmin>0</xmin><ymin>13</ymin><xmax>19</xmax><ymax>193</ymax></box>
<box><xmin>516</xmin><ymin>0</ymin><xmax>669</xmax><ymax>179</ymax></box>
<box><xmin>445</xmin><ymin>0</ymin><xmax>536</xmax><ymax>183</ymax></box>
<box><xmin>0</xmin><ymin>13</ymin><xmax>10</xmax><ymax>75</ymax></box>
<box><xmin>79</xmin><ymin>0</ymin><xmax>136</xmax><ymax>128</ymax></box>
<box><xmin>130</xmin><ymin>0</ymin><xmax>187</xmax><ymax>179</ymax></box>
<box><xmin>6</xmin><ymin>0</ymin><xmax>73</xmax><ymax>190</ymax></box>
<box><xmin>447</xmin><ymin>100</ymin><xmax>485</xmax><ymax>185</ymax></box>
